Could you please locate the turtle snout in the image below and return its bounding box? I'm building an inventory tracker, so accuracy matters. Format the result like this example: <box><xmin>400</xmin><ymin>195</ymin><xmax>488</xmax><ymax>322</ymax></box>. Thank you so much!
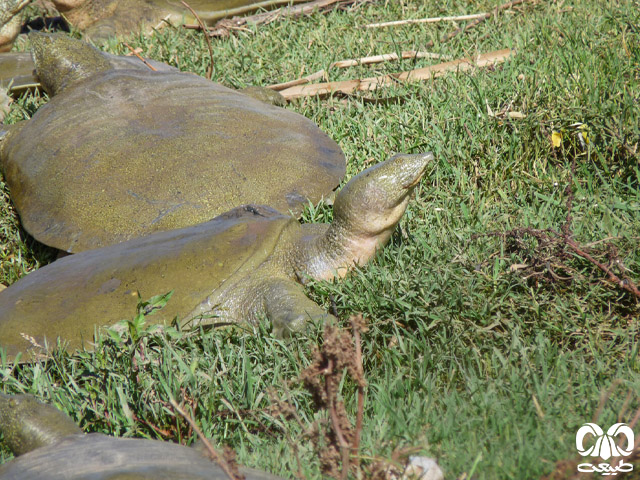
<box><xmin>398</xmin><ymin>152</ymin><xmax>433</xmax><ymax>189</ymax></box>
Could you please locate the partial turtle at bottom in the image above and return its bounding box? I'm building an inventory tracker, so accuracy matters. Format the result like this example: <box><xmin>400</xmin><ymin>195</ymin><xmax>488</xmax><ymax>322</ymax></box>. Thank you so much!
<box><xmin>0</xmin><ymin>33</ymin><xmax>344</xmax><ymax>252</ymax></box>
<box><xmin>0</xmin><ymin>152</ymin><xmax>433</xmax><ymax>362</ymax></box>
<box><xmin>0</xmin><ymin>393</ymin><xmax>286</xmax><ymax>480</ymax></box>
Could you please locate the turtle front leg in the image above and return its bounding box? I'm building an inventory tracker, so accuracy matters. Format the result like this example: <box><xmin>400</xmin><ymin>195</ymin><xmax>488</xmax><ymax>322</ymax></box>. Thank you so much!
<box><xmin>261</xmin><ymin>278</ymin><xmax>334</xmax><ymax>337</ymax></box>
<box><xmin>183</xmin><ymin>276</ymin><xmax>333</xmax><ymax>337</ymax></box>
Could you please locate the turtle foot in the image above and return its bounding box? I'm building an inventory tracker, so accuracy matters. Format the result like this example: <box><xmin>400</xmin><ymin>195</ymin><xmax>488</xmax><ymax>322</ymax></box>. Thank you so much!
<box><xmin>262</xmin><ymin>278</ymin><xmax>334</xmax><ymax>337</ymax></box>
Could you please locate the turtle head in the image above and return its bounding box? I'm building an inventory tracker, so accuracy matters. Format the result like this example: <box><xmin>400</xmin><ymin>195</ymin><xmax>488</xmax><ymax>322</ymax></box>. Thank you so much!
<box><xmin>298</xmin><ymin>152</ymin><xmax>432</xmax><ymax>281</ymax></box>
<box><xmin>0</xmin><ymin>393</ymin><xmax>82</xmax><ymax>455</ymax></box>
<box><xmin>332</xmin><ymin>152</ymin><xmax>433</xmax><ymax>240</ymax></box>
<box><xmin>29</xmin><ymin>32</ymin><xmax>112</xmax><ymax>95</ymax></box>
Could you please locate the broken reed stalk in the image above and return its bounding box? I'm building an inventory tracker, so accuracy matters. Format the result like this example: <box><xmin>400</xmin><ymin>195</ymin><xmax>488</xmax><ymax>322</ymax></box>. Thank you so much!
<box><xmin>268</xmin><ymin>69</ymin><xmax>326</xmax><ymax>91</ymax></box>
<box><xmin>181</xmin><ymin>0</ymin><xmax>215</xmax><ymax>79</ymax></box>
<box><xmin>169</xmin><ymin>398</ymin><xmax>242</xmax><ymax>480</ymax></box>
<box><xmin>363</xmin><ymin>12</ymin><xmax>488</xmax><ymax>28</ymax></box>
<box><xmin>122</xmin><ymin>42</ymin><xmax>157</xmax><ymax>71</ymax></box>
<box><xmin>277</xmin><ymin>48</ymin><xmax>513</xmax><ymax>99</ymax></box>
<box><xmin>330</xmin><ymin>50</ymin><xmax>450</xmax><ymax>69</ymax></box>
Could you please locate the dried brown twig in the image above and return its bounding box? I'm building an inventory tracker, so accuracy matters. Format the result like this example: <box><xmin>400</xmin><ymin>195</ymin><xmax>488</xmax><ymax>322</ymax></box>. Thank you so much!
<box><xmin>264</xmin><ymin>0</ymin><xmax>529</xmax><ymax>99</ymax></box>
<box><xmin>268</xmin><ymin>69</ymin><xmax>326</xmax><ymax>91</ymax></box>
<box><xmin>268</xmin><ymin>317</ymin><xmax>433</xmax><ymax>479</ymax></box>
<box><xmin>122</xmin><ymin>43</ymin><xmax>157</xmax><ymax>71</ymax></box>
<box><xmin>349</xmin><ymin>316</ymin><xmax>365</xmax><ymax>471</ymax></box>
<box><xmin>266</xmin><ymin>316</ymin><xmax>369</xmax><ymax>479</ymax></box>
<box><xmin>475</xmin><ymin>226</ymin><xmax>640</xmax><ymax>299</ymax></box>
<box><xmin>268</xmin><ymin>51</ymin><xmax>451</xmax><ymax>93</ymax></box>
<box><xmin>181</xmin><ymin>1</ymin><xmax>214</xmax><ymax>79</ymax></box>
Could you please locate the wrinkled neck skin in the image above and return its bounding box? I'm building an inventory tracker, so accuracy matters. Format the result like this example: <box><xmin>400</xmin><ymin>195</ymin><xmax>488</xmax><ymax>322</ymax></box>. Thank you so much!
<box><xmin>291</xmin><ymin>198</ymin><xmax>410</xmax><ymax>283</ymax></box>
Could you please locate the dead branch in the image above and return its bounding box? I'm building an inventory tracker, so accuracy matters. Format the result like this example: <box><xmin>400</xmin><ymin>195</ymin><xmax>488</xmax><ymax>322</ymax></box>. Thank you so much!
<box><xmin>277</xmin><ymin>48</ymin><xmax>513</xmax><ymax>99</ymax></box>
<box><xmin>181</xmin><ymin>1</ymin><xmax>215</xmax><ymax>79</ymax></box>
<box><xmin>563</xmin><ymin>236</ymin><xmax>640</xmax><ymax>298</ymax></box>
<box><xmin>477</xmin><ymin>226</ymin><xmax>640</xmax><ymax>300</ymax></box>
<box><xmin>330</xmin><ymin>50</ymin><xmax>451</xmax><ymax>69</ymax></box>
<box><xmin>474</xmin><ymin>128</ymin><xmax>640</xmax><ymax>301</ymax></box>
<box><xmin>363</xmin><ymin>13</ymin><xmax>488</xmax><ymax>29</ymax></box>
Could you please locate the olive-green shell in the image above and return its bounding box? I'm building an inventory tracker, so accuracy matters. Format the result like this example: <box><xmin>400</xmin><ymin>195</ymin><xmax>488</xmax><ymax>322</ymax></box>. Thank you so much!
<box><xmin>0</xmin><ymin>433</ymin><xmax>284</xmax><ymax>479</ymax></box>
<box><xmin>0</xmin><ymin>205</ymin><xmax>297</xmax><ymax>361</ymax></box>
<box><xmin>0</xmin><ymin>61</ymin><xmax>344</xmax><ymax>252</ymax></box>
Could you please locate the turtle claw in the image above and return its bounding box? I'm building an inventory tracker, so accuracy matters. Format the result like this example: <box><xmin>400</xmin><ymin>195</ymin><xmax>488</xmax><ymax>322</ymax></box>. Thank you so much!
<box><xmin>262</xmin><ymin>278</ymin><xmax>333</xmax><ymax>337</ymax></box>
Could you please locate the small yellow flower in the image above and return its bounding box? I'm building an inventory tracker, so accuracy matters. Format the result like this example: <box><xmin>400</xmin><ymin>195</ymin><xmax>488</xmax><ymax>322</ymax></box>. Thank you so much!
<box><xmin>551</xmin><ymin>131</ymin><xmax>562</xmax><ymax>148</ymax></box>
<box><xmin>578</xmin><ymin>124</ymin><xmax>589</xmax><ymax>144</ymax></box>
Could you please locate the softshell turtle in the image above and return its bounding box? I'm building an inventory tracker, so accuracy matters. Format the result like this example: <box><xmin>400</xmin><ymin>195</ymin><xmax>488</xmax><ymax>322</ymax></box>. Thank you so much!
<box><xmin>0</xmin><ymin>152</ymin><xmax>433</xmax><ymax>362</ymax></box>
<box><xmin>0</xmin><ymin>0</ymin><xmax>312</xmax><ymax>49</ymax></box>
<box><xmin>0</xmin><ymin>33</ymin><xmax>344</xmax><ymax>252</ymax></box>
<box><xmin>0</xmin><ymin>393</ymin><xmax>286</xmax><ymax>479</ymax></box>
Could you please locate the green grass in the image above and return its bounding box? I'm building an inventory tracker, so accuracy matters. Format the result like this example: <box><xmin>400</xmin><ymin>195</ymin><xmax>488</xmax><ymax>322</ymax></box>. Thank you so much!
<box><xmin>1</xmin><ymin>0</ymin><xmax>640</xmax><ymax>479</ymax></box>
